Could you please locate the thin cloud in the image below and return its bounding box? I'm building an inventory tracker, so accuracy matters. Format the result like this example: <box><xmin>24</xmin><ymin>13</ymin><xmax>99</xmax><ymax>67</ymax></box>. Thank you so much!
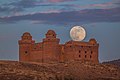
<box><xmin>89</xmin><ymin>2</ymin><xmax>113</xmax><ymax>8</ymax></box>
<box><xmin>0</xmin><ymin>0</ymin><xmax>74</xmax><ymax>14</ymax></box>
<box><xmin>0</xmin><ymin>5</ymin><xmax>24</xmax><ymax>14</ymax></box>
<box><xmin>0</xmin><ymin>7</ymin><xmax>120</xmax><ymax>24</ymax></box>
<box><xmin>5</xmin><ymin>0</ymin><xmax>75</xmax><ymax>8</ymax></box>
<box><xmin>0</xmin><ymin>0</ymin><xmax>41</xmax><ymax>14</ymax></box>
<box><xmin>71</xmin><ymin>2</ymin><xmax>117</xmax><ymax>9</ymax></box>
<box><xmin>7</xmin><ymin>0</ymin><xmax>39</xmax><ymax>8</ymax></box>
<box><xmin>0</xmin><ymin>6</ymin><xmax>10</xmax><ymax>12</ymax></box>
<box><xmin>0</xmin><ymin>0</ymin><xmax>119</xmax><ymax>15</ymax></box>
<box><xmin>47</xmin><ymin>0</ymin><xmax>75</xmax><ymax>3</ymax></box>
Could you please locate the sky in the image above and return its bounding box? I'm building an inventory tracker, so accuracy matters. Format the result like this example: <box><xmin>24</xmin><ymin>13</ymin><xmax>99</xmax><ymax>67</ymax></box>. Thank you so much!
<box><xmin>0</xmin><ymin>0</ymin><xmax>120</xmax><ymax>62</ymax></box>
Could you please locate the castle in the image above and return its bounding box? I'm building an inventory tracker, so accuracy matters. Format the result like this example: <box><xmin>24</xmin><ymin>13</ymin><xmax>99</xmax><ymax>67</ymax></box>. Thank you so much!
<box><xmin>18</xmin><ymin>30</ymin><xmax>99</xmax><ymax>63</ymax></box>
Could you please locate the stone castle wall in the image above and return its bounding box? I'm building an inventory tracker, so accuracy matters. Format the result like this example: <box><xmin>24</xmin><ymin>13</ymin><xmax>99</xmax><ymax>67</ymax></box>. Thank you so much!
<box><xmin>18</xmin><ymin>30</ymin><xmax>99</xmax><ymax>63</ymax></box>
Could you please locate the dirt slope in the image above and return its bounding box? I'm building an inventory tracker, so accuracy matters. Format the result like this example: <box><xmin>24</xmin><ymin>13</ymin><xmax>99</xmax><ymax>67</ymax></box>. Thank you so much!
<box><xmin>0</xmin><ymin>60</ymin><xmax>120</xmax><ymax>80</ymax></box>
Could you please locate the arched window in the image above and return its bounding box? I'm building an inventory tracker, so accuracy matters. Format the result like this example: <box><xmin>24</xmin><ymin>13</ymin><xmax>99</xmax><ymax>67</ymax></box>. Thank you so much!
<box><xmin>79</xmin><ymin>55</ymin><xmax>81</xmax><ymax>58</ymax></box>
<box><xmin>85</xmin><ymin>55</ymin><xmax>87</xmax><ymax>58</ymax></box>
<box><xmin>79</xmin><ymin>50</ymin><xmax>81</xmax><ymax>53</ymax></box>
<box><xmin>85</xmin><ymin>51</ymin><xmax>87</xmax><ymax>53</ymax></box>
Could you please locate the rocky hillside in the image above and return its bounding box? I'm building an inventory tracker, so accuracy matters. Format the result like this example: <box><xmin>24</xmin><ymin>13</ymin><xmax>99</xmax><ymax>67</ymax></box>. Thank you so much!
<box><xmin>103</xmin><ymin>59</ymin><xmax>120</xmax><ymax>67</ymax></box>
<box><xmin>0</xmin><ymin>60</ymin><xmax>120</xmax><ymax>80</ymax></box>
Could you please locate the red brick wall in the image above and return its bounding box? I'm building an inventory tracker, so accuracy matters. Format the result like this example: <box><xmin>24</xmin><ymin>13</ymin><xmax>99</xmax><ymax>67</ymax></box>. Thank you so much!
<box><xmin>43</xmin><ymin>38</ymin><xmax>60</xmax><ymax>63</ymax></box>
<box><xmin>18</xmin><ymin>31</ymin><xmax>99</xmax><ymax>64</ymax></box>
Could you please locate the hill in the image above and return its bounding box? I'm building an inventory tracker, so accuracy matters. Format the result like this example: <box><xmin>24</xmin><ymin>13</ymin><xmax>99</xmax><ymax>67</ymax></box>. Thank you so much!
<box><xmin>0</xmin><ymin>60</ymin><xmax>120</xmax><ymax>80</ymax></box>
<box><xmin>103</xmin><ymin>59</ymin><xmax>120</xmax><ymax>67</ymax></box>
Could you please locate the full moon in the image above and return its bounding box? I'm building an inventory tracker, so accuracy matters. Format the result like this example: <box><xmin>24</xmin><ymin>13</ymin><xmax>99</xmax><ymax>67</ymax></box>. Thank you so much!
<box><xmin>70</xmin><ymin>26</ymin><xmax>86</xmax><ymax>41</ymax></box>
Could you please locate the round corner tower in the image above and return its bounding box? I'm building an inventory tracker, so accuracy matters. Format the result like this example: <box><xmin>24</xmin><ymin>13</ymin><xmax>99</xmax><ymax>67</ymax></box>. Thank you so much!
<box><xmin>89</xmin><ymin>38</ymin><xmax>99</xmax><ymax>63</ymax></box>
<box><xmin>43</xmin><ymin>30</ymin><xmax>60</xmax><ymax>63</ymax></box>
<box><xmin>18</xmin><ymin>32</ymin><xmax>35</xmax><ymax>62</ymax></box>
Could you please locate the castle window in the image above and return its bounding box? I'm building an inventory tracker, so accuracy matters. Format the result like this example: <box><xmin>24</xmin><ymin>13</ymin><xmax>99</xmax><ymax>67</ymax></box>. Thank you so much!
<box><xmin>70</xmin><ymin>46</ymin><xmax>72</xmax><ymax>47</ymax></box>
<box><xmin>85</xmin><ymin>51</ymin><xmax>87</xmax><ymax>53</ymax></box>
<box><xmin>79</xmin><ymin>55</ymin><xmax>81</xmax><ymax>58</ymax></box>
<box><xmin>79</xmin><ymin>50</ymin><xmax>81</xmax><ymax>53</ymax></box>
<box><xmin>90</xmin><ymin>55</ymin><xmax>92</xmax><ymax>58</ymax></box>
<box><xmin>25</xmin><ymin>51</ymin><xmax>28</xmax><ymax>54</ymax></box>
<box><xmin>85</xmin><ymin>55</ymin><xmax>87</xmax><ymax>58</ymax></box>
<box><xmin>91</xmin><ymin>51</ymin><xmax>93</xmax><ymax>54</ymax></box>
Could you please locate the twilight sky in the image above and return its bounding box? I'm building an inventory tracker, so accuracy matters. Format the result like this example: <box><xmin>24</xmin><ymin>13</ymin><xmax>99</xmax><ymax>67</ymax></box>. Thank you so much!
<box><xmin>0</xmin><ymin>0</ymin><xmax>120</xmax><ymax>62</ymax></box>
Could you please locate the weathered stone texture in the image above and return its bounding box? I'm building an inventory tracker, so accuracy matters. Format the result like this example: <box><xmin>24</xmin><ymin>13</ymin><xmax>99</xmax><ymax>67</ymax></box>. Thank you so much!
<box><xmin>18</xmin><ymin>30</ymin><xmax>99</xmax><ymax>63</ymax></box>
